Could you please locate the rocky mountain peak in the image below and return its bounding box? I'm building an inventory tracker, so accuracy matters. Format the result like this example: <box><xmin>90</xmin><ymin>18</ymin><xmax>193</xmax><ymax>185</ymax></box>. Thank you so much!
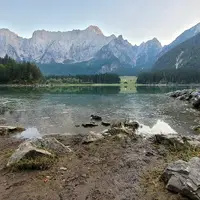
<box><xmin>117</xmin><ymin>35</ymin><xmax>124</xmax><ymax>40</ymax></box>
<box><xmin>146</xmin><ymin>38</ymin><xmax>162</xmax><ymax>47</ymax></box>
<box><xmin>86</xmin><ymin>25</ymin><xmax>103</xmax><ymax>35</ymax></box>
<box><xmin>0</xmin><ymin>29</ymin><xmax>19</xmax><ymax>38</ymax></box>
<box><xmin>32</xmin><ymin>30</ymin><xmax>49</xmax><ymax>39</ymax></box>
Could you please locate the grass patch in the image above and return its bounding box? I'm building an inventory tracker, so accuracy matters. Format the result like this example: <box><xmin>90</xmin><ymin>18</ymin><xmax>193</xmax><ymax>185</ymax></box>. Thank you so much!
<box><xmin>140</xmin><ymin>142</ymin><xmax>200</xmax><ymax>199</ymax></box>
<box><xmin>10</xmin><ymin>155</ymin><xmax>57</xmax><ymax>171</ymax></box>
<box><xmin>165</xmin><ymin>144</ymin><xmax>200</xmax><ymax>162</ymax></box>
<box><xmin>4</xmin><ymin>149</ymin><xmax>15</xmax><ymax>159</ymax></box>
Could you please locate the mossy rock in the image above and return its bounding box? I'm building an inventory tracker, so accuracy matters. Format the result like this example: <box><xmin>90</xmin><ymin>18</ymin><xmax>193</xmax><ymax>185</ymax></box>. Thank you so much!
<box><xmin>193</xmin><ymin>126</ymin><xmax>200</xmax><ymax>135</ymax></box>
<box><xmin>10</xmin><ymin>155</ymin><xmax>56</xmax><ymax>171</ymax></box>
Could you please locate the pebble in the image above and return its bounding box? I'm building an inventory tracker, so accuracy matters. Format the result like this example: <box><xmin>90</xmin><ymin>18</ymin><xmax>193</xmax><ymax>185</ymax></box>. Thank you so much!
<box><xmin>60</xmin><ymin>167</ymin><xmax>67</xmax><ymax>171</ymax></box>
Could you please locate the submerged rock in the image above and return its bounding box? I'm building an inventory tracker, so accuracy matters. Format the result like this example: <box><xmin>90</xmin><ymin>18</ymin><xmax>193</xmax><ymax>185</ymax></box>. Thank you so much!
<box><xmin>0</xmin><ymin>126</ymin><xmax>25</xmax><ymax>136</ymax></box>
<box><xmin>82</xmin><ymin>123</ymin><xmax>98</xmax><ymax>128</ymax></box>
<box><xmin>90</xmin><ymin>115</ymin><xmax>102</xmax><ymax>121</ymax></box>
<box><xmin>162</xmin><ymin>157</ymin><xmax>200</xmax><ymax>200</ymax></box>
<box><xmin>101</xmin><ymin>121</ymin><xmax>111</xmax><ymax>127</ymax></box>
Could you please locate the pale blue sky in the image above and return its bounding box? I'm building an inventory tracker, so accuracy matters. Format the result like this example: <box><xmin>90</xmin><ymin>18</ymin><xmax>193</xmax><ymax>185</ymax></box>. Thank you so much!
<box><xmin>1</xmin><ymin>0</ymin><xmax>200</xmax><ymax>45</ymax></box>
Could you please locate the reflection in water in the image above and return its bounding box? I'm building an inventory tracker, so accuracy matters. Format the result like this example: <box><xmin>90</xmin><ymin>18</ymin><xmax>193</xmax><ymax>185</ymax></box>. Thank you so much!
<box><xmin>15</xmin><ymin>128</ymin><xmax>42</xmax><ymax>139</ymax></box>
<box><xmin>137</xmin><ymin>120</ymin><xmax>177</xmax><ymax>137</ymax></box>
<box><xmin>0</xmin><ymin>86</ymin><xmax>199</xmax><ymax>138</ymax></box>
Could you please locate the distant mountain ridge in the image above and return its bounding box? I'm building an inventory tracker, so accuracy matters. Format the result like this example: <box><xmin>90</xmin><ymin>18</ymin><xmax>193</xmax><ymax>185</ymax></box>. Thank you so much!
<box><xmin>153</xmin><ymin>32</ymin><xmax>200</xmax><ymax>71</ymax></box>
<box><xmin>0</xmin><ymin>25</ymin><xmax>162</xmax><ymax>74</ymax></box>
<box><xmin>137</xmin><ymin>25</ymin><xmax>200</xmax><ymax>84</ymax></box>
<box><xmin>1</xmin><ymin>23</ymin><xmax>200</xmax><ymax>75</ymax></box>
<box><xmin>158</xmin><ymin>23</ymin><xmax>200</xmax><ymax>58</ymax></box>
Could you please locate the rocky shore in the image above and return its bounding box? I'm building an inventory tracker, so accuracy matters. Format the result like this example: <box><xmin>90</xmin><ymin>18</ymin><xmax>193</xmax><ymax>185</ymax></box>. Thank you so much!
<box><xmin>1</xmin><ymin>118</ymin><xmax>200</xmax><ymax>199</ymax></box>
<box><xmin>169</xmin><ymin>89</ymin><xmax>200</xmax><ymax>109</ymax></box>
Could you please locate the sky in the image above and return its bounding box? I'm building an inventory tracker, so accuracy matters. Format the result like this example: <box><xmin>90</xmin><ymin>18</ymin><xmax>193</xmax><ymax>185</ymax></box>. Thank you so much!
<box><xmin>1</xmin><ymin>0</ymin><xmax>200</xmax><ymax>45</ymax></box>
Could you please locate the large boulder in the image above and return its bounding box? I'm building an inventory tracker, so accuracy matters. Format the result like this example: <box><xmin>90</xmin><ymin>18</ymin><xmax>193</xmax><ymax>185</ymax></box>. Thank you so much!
<box><xmin>0</xmin><ymin>126</ymin><xmax>25</xmax><ymax>136</ymax></box>
<box><xmin>151</xmin><ymin>134</ymin><xmax>186</xmax><ymax>150</ymax></box>
<box><xmin>7</xmin><ymin>137</ymin><xmax>72</xmax><ymax>169</ymax></box>
<box><xmin>31</xmin><ymin>137</ymin><xmax>72</xmax><ymax>154</ymax></box>
<box><xmin>162</xmin><ymin>157</ymin><xmax>200</xmax><ymax>200</ymax></box>
<box><xmin>82</xmin><ymin>132</ymin><xmax>104</xmax><ymax>144</ymax></box>
<box><xmin>90</xmin><ymin>115</ymin><xmax>102</xmax><ymax>121</ymax></box>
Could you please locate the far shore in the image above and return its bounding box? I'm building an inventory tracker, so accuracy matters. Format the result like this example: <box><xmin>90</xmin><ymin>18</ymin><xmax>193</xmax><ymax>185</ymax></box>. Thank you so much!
<box><xmin>0</xmin><ymin>83</ymin><xmax>200</xmax><ymax>88</ymax></box>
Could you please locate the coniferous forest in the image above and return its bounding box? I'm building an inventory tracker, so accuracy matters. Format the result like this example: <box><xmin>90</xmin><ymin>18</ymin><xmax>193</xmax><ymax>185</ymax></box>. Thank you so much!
<box><xmin>46</xmin><ymin>74</ymin><xmax>120</xmax><ymax>84</ymax></box>
<box><xmin>0</xmin><ymin>55</ymin><xmax>120</xmax><ymax>84</ymax></box>
<box><xmin>137</xmin><ymin>33</ymin><xmax>200</xmax><ymax>84</ymax></box>
<box><xmin>137</xmin><ymin>67</ymin><xmax>200</xmax><ymax>84</ymax></box>
<box><xmin>0</xmin><ymin>55</ymin><xmax>43</xmax><ymax>84</ymax></box>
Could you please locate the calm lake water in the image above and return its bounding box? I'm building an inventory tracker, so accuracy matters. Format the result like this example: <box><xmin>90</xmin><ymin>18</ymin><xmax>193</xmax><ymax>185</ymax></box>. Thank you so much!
<box><xmin>0</xmin><ymin>86</ymin><xmax>199</xmax><ymax>138</ymax></box>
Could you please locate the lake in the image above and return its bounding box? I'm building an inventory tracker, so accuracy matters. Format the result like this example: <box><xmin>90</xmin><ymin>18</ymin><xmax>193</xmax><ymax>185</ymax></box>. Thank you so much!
<box><xmin>0</xmin><ymin>86</ymin><xmax>199</xmax><ymax>138</ymax></box>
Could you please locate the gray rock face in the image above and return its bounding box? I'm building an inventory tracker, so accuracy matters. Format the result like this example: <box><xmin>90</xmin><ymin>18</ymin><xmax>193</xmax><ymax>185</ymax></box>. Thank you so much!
<box><xmin>32</xmin><ymin>137</ymin><xmax>72</xmax><ymax>154</ymax></box>
<box><xmin>7</xmin><ymin>137</ymin><xmax>72</xmax><ymax>167</ymax></box>
<box><xmin>162</xmin><ymin>157</ymin><xmax>200</xmax><ymax>200</ymax></box>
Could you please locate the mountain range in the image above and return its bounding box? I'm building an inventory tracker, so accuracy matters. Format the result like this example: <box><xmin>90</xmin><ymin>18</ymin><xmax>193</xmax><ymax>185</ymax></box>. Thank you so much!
<box><xmin>153</xmin><ymin>32</ymin><xmax>200</xmax><ymax>71</ymax></box>
<box><xmin>1</xmin><ymin>23</ymin><xmax>200</xmax><ymax>75</ymax></box>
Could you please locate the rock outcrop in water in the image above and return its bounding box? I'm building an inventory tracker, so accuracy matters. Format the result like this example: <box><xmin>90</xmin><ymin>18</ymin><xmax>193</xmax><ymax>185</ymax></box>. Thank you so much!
<box><xmin>169</xmin><ymin>89</ymin><xmax>200</xmax><ymax>109</ymax></box>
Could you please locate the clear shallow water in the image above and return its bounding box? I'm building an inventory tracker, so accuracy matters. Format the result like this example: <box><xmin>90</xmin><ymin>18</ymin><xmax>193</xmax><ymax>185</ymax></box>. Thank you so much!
<box><xmin>0</xmin><ymin>86</ymin><xmax>199</xmax><ymax>138</ymax></box>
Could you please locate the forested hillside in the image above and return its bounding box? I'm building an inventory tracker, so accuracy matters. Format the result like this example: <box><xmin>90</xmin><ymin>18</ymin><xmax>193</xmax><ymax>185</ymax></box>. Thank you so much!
<box><xmin>137</xmin><ymin>67</ymin><xmax>200</xmax><ymax>84</ymax></box>
<box><xmin>46</xmin><ymin>74</ymin><xmax>120</xmax><ymax>84</ymax></box>
<box><xmin>137</xmin><ymin>33</ymin><xmax>200</xmax><ymax>84</ymax></box>
<box><xmin>0</xmin><ymin>55</ymin><xmax>43</xmax><ymax>84</ymax></box>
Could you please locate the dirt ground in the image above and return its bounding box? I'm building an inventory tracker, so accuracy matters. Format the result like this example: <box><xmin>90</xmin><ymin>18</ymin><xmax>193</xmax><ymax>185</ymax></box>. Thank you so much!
<box><xmin>0</xmin><ymin>134</ymin><xmax>186</xmax><ymax>200</ymax></box>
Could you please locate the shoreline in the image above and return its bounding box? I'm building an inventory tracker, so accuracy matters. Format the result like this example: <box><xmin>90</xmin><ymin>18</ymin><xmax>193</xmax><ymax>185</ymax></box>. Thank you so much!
<box><xmin>0</xmin><ymin>83</ymin><xmax>200</xmax><ymax>88</ymax></box>
<box><xmin>1</xmin><ymin>122</ymin><xmax>200</xmax><ymax>200</ymax></box>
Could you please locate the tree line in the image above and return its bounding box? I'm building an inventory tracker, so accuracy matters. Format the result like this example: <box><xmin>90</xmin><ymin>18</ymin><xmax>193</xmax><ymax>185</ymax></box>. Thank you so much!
<box><xmin>46</xmin><ymin>74</ymin><xmax>121</xmax><ymax>84</ymax></box>
<box><xmin>137</xmin><ymin>67</ymin><xmax>200</xmax><ymax>84</ymax></box>
<box><xmin>0</xmin><ymin>55</ymin><xmax>43</xmax><ymax>84</ymax></box>
<box><xmin>0</xmin><ymin>55</ymin><xmax>120</xmax><ymax>84</ymax></box>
